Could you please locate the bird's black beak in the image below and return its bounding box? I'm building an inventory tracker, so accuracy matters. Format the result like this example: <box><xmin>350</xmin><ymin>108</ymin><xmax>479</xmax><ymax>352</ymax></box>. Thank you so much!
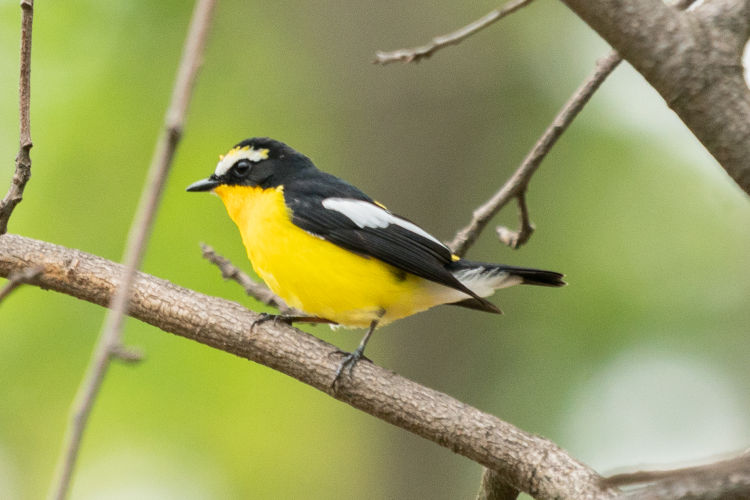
<box><xmin>186</xmin><ymin>176</ymin><xmax>220</xmax><ymax>192</ymax></box>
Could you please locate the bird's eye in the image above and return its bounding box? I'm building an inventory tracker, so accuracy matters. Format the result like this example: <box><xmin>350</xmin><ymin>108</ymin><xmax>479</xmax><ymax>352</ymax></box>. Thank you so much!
<box><xmin>232</xmin><ymin>159</ymin><xmax>252</xmax><ymax>177</ymax></box>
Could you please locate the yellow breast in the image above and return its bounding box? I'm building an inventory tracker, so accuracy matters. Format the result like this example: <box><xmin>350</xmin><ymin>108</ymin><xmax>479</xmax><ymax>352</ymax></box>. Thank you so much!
<box><xmin>213</xmin><ymin>185</ymin><xmax>449</xmax><ymax>327</ymax></box>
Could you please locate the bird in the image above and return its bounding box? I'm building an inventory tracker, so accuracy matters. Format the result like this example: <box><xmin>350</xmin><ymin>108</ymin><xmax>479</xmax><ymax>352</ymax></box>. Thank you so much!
<box><xmin>187</xmin><ymin>137</ymin><xmax>565</xmax><ymax>384</ymax></box>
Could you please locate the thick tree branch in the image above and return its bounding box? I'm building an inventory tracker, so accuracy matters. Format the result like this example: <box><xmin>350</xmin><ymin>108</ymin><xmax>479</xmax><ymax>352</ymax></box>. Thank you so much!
<box><xmin>374</xmin><ymin>0</ymin><xmax>534</xmax><ymax>65</ymax></box>
<box><xmin>47</xmin><ymin>1</ymin><xmax>217</xmax><ymax>498</ymax></box>
<box><xmin>0</xmin><ymin>0</ymin><xmax>34</xmax><ymax>235</ymax></box>
<box><xmin>560</xmin><ymin>0</ymin><xmax>750</xmax><ymax>196</ymax></box>
<box><xmin>448</xmin><ymin>50</ymin><xmax>622</xmax><ymax>256</ymax></box>
<box><xmin>0</xmin><ymin>233</ymin><xmax>616</xmax><ymax>500</ymax></box>
<box><xmin>608</xmin><ymin>451</ymin><xmax>750</xmax><ymax>499</ymax></box>
<box><xmin>4</xmin><ymin>231</ymin><xmax>747</xmax><ymax>500</ymax></box>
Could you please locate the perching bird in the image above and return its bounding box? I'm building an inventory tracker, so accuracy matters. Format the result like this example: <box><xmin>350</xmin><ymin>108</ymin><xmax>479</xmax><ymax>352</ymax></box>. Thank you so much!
<box><xmin>187</xmin><ymin>138</ymin><xmax>564</xmax><ymax>383</ymax></box>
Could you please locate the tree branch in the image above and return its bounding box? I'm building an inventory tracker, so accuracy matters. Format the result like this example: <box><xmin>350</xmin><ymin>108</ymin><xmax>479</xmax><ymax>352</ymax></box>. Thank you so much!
<box><xmin>560</xmin><ymin>0</ymin><xmax>750</xmax><ymax>196</ymax></box>
<box><xmin>47</xmin><ymin>1</ymin><xmax>217</xmax><ymax>498</ymax></box>
<box><xmin>0</xmin><ymin>0</ymin><xmax>34</xmax><ymax>235</ymax></box>
<box><xmin>495</xmin><ymin>189</ymin><xmax>535</xmax><ymax>249</ymax></box>
<box><xmin>0</xmin><ymin>233</ymin><xmax>616</xmax><ymax>500</ymax></box>
<box><xmin>607</xmin><ymin>451</ymin><xmax>750</xmax><ymax>499</ymax></box>
<box><xmin>476</xmin><ymin>468</ymin><xmax>520</xmax><ymax>500</ymax></box>
<box><xmin>448</xmin><ymin>50</ymin><xmax>622</xmax><ymax>256</ymax></box>
<box><xmin>373</xmin><ymin>0</ymin><xmax>534</xmax><ymax>65</ymax></box>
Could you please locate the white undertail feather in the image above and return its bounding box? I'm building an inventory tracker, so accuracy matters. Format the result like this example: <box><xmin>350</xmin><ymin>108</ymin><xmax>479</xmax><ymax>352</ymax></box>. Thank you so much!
<box><xmin>424</xmin><ymin>265</ymin><xmax>524</xmax><ymax>308</ymax></box>
<box><xmin>452</xmin><ymin>266</ymin><xmax>523</xmax><ymax>298</ymax></box>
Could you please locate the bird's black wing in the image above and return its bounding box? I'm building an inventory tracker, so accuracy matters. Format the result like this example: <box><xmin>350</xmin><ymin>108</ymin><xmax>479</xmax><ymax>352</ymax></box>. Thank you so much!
<box><xmin>283</xmin><ymin>172</ymin><xmax>493</xmax><ymax>306</ymax></box>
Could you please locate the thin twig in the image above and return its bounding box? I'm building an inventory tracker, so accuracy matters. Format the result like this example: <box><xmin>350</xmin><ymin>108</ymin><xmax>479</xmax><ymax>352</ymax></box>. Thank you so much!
<box><xmin>0</xmin><ymin>266</ymin><xmax>41</xmax><ymax>305</ymax></box>
<box><xmin>465</xmin><ymin>0</ymin><xmax>698</xmax><ymax>261</ymax></box>
<box><xmin>200</xmin><ymin>243</ymin><xmax>296</xmax><ymax>314</ymax></box>
<box><xmin>0</xmin><ymin>0</ymin><xmax>34</xmax><ymax>235</ymax></box>
<box><xmin>374</xmin><ymin>0</ymin><xmax>534</xmax><ymax>65</ymax></box>
<box><xmin>47</xmin><ymin>2</ymin><xmax>217</xmax><ymax>499</ymax></box>
<box><xmin>495</xmin><ymin>189</ymin><xmax>534</xmax><ymax>249</ymax></box>
<box><xmin>448</xmin><ymin>50</ymin><xmax>622</xmax><ymax>257</ymax></box>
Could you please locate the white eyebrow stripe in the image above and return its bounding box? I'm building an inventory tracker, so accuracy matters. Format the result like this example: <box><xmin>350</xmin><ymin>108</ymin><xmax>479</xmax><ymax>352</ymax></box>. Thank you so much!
<box><xmin>321</xmin><ymin>197</ymin><xmax>446</xmax><ymax>247</ymax></box>
<box><xmin>214</xmin><ymin>147</ymin><xmax>269</xmax><ymax>176</ymax></box>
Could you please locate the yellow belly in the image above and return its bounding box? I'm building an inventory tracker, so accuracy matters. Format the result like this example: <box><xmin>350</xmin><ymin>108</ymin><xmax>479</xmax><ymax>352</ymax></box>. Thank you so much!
<box><xmin>214</xmin><ymin>185</ymin><xmax>450</xmax><ymax>327</ymax></box>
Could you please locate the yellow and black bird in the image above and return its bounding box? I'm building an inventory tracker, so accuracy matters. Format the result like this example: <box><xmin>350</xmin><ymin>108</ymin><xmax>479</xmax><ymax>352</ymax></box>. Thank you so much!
<box><xmin>187</xmin><ymin>138</ymin><xmax>564</xmax><ymax>382</ymax></box>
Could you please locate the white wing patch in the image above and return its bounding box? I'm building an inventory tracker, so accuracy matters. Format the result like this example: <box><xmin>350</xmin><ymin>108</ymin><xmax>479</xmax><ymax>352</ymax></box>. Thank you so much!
<box><xmin>214</xmin><ymin>146</ymin><xmax>269</xmax><ymax>176</ymax></box>
<box><xmin>321</xmin><ymin>198</ymin><xmax>446</xmax><ymax>247</ymax></box>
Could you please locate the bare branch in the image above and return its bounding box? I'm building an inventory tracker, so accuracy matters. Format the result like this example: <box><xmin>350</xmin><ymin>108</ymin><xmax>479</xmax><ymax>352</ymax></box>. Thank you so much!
<box><xmin>607</xmin><ymin>451</ymin><xmax>750</xmax><ymax>499</ymax></box>
<box><xmin>495</xmin><ymin>189</ymin><xmax>535</xmax><ymax>249</ymax></box>
<box><xmin>374</xmin><ymin>0</ymin><xmax>534</xmax><ymax>65</ymax></box>
<box><xmin>476</xmin><ymin>468</ymin><xmax>519</xmax><ymax>500</ymax></box>
<box><xmin>200</xmin><ymin>243</ymin><xmax>296</xmax><ymax>314</ymax></box>
<box><xmin>47</xmin><ymin>1</ymin><xmax>217</xmax><ymax>498</ymax></box>
<box><xmin>0</xmin><ymin>265</ymin><xmax>41</xmax><ymax>305</ymax></box>
<box><xmin>0</xmin><ymin>233</ymin><xmax>616</xmax><ymax>500</ymax></box>
<box><xmin>448</xmin><ymin>50</ymin><xmax>622</xmax><ymax>256</ymax></box>
<box><xmin>0</xmin><ymin>0</ymin><xmax>34</xmax><ymax>235</ymax></box>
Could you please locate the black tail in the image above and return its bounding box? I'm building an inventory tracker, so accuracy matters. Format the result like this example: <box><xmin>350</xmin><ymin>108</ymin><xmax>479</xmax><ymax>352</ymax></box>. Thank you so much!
<box><xmin>448</xmin><ymin>260</ymin><xmax>566</xmax><ymax>288</ymax></box>
<box><xmin>499</xmin><ymin>264</ymin><xmax>566</xmax><ymax>287</ymax></box>
<box><xmin>445</xmin><ymin>260</ymin><xmax>565</xmax><ymax>313</ymax></box>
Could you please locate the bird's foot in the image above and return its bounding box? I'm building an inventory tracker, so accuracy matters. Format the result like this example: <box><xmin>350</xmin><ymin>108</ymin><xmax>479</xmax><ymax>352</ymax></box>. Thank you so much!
<box><xmin>250</xmin><ymin>312</ymin><xmax>293</xmax><ymax>330</ymax></box>
<box><xmin>331</xmin><ymin>347</ymin><xmax>370</xmax><ymax>388</ymax></box>
<box><xmin>251</xmin><ymin>313</ymin><xmax>334</xmax><ymax>331</ymax></box>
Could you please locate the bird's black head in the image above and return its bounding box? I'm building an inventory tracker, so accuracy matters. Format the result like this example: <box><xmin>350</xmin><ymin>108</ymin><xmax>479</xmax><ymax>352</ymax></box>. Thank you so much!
<box><xmin>186</xmin><ymin>137</ymin><xmax>313</xmax><ymax>192</ymax></box>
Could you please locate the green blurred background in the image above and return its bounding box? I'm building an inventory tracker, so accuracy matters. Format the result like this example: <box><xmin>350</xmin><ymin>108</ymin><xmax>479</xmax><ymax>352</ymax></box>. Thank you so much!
<box><xmin>2</xmin><ymin>1</ymin><xmax>749</xmax><ymax>498</ymax></box>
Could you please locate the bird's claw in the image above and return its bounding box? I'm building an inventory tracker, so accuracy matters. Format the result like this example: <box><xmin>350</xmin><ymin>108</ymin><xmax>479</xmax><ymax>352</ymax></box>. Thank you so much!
<box><xmin>331</xmin><ymin>349</ymin><xmax>370</xmax><ymax>388</ymax></box>
<box><xmin>251</xmin><ymin>313</ymin><xmax>292</xmax><ymax>330</ymax></box>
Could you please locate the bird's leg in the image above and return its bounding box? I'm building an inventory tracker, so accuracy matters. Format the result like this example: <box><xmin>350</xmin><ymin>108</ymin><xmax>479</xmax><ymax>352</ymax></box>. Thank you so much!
<box><xmin>332</xmin><ymin>315</ymin><xmax>381</xmax><ymax>388</ymax></box>
<box><xmin>251</xmin><ymin>313</ymin><xmax>336</xmax><ymax>330</ymax></box>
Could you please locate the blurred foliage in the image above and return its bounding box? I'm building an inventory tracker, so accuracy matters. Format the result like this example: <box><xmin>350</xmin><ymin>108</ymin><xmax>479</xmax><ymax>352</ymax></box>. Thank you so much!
<box><xmin>1</xmin><ymin>1</ymin><xmax>749</xmax><ymax>499</ymax></box>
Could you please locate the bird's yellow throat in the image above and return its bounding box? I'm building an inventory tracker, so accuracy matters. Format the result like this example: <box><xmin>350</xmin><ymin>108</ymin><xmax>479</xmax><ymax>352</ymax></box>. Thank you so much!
<box><xmin>213</xmin><ymin>184</ymin><xmax>286</xmax><ymax>225</ymax></box>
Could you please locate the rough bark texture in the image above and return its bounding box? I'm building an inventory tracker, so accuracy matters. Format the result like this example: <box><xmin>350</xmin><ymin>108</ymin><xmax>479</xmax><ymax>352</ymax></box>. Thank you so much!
<box><xmin>560</xmin><ymin>0</ymin><xmax>750</xmax><ymax>196</ymax></box>
<box><xmin>609</xmin><ymin>451</ymin><xmax>750</xmax><ymax>499</ymax></box>
<box><xmin>0</xmin><ymin>233</ymin><xmax>615</xmax><ymax>500</ymax></box>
